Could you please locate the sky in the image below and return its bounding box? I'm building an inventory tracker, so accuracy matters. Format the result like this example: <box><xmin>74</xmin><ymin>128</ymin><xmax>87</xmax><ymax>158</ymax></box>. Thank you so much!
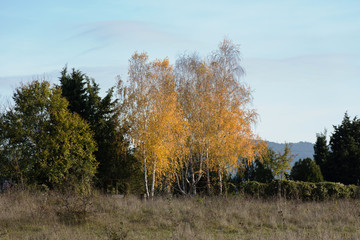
<box><xmin>1</xmin><ymin>0</ymin><xmax>359</xmax><ymax>143</ymax></box>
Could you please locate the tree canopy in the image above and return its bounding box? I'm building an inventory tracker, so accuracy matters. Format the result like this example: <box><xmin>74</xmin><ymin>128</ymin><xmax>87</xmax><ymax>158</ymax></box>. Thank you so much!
<box><xmin>313</xmin><ymin>113</ymin><xmax>360</xmax><ymax>185</ymax></box>
<box><xmin>328</xmin><ymin>113</ymin><xmax>360</xmax><ymax>184</ymax></box>
<box><xmin>314</xmin><ymin>130</ymin><xmax>329</xmax><ymax>179</ymax></box>
<box><xmin>3</xmin><ymin>39</ymin><xmax>341</xmax><ymax>196</ymax></box>
<box><xmin>118</xmin><ymin>39</ymin><xmax>265</xmax><ymax>196</ymax></box>
<box><xmin>59</xmin><ymin>67</ymin><xmax>142</xmax><ymax>193</ymax></box>
<box><xmin>240</xmin><ymin>144</ymin><xmax>296</xmax><ymax>183</ymax></box>
<box><xmin>0</xmin><ymin>80</ymin><xmax>98</xmax><ymax>192</ymax></box>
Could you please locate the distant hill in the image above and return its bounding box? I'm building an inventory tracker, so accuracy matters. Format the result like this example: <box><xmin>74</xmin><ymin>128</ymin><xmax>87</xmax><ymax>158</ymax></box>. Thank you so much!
<box><xmin>267</xmin><ymin>141</ymin><xmax>314</xmax><ymax>166</ymax></box>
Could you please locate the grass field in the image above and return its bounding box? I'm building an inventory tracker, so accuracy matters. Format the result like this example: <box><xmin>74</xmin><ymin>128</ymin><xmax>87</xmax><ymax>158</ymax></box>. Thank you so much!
<box><xmin>0</xmin><ymin>190</ymin><xmax>359</xmax><ymax>240</ymax></box>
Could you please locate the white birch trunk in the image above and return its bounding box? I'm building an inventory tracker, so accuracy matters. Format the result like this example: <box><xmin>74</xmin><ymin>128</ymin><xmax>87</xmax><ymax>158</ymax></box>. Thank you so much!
<box><xmin>143</xmin><ymin>157</ymin><xmax>149</xmax><ymax>199</ymax></box>
<box><xmin>151</xmin><ymin>163</ymin><xmax>156</xmax><ymax>198</ymax></box>
<box><xmin>218</xmin><ymin>168</ymin><xmax>223</xmax><ymax>195</ymax></box>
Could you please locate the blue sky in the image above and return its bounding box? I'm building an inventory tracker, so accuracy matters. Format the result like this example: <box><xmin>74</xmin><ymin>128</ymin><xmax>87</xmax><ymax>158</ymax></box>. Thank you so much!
<box><xmin>1</xmin><ymin>0</ymin><xmax>360</xmax><ymax>143</ymax></box>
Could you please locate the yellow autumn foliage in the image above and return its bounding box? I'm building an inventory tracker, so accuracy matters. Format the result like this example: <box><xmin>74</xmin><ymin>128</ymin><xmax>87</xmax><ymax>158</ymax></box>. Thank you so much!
<box><xmin>118</xmin><ymin>39</ymin><xmax>265</xmax><ymax>196</ymax></box>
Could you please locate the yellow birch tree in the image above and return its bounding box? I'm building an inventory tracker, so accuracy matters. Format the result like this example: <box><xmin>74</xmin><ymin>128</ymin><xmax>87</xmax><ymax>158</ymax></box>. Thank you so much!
<box><xmin>175</xmin><ymin>54</ymin><xmax>215</xmax><ymax>195</ymax></box>
<box><xmin>118</xmin><ymin>53</ymin><xmax>187</xmax><ymax>198</ymax></box>
<box><xmin>175</xmin><ymin>39</ymin><xmax>266</xmax><ymax>195</ymax></box>
<box><xmin>120</xmin><ymin>39</ymin><xmax>265</xmax><ymax>196</ymax></box>
<box><xmin>208</xmin><ymin>39</ymin><xmax>265</xmax><ymax>194</ymax></box>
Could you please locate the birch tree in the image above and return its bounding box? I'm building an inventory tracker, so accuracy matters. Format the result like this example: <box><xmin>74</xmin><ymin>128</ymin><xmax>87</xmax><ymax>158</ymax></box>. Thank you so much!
<box><xmin>175</xmin><ymin>39</ymin><xmax>265</xmax><ymax>195</ymax></box>
<box><xmin>208</xmin><ymin>39</ymin><xmax>265</xmax><ymax>194</ymax></box>
<box><xmin>120</xmin><ymin>39</ymin><xmax>265</xmax><ymax>196</ymax></box>
<box><xmin>118</xmin><ymin>53</ymin><xmax>187</xmax><ymax>198</ymax></box>
<box><xmin>175</xmin><ymin>54</ymin><xmax>214</xmax><ymax>195</ymax></box>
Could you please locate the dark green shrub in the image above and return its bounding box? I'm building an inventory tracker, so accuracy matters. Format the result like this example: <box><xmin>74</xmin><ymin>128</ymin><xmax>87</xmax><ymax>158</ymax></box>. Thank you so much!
<box><xmin>239</xmin><ymin>180</ymin><xmax>360</xmax><ymax>201</ymax></box>
<box><xmin>313</xmin><ymin>183</ymin><xmax>328</xmax><ymax>200</ymax></box>
<box><xmin>297</xmin><ymin>182</ymin><xmax>315</xmax><ymax>200</ymax></box>
<box><xmin>241</xmin><ymin>181</ymin><xmax>266</xmax><ymax>198</ymax></box>
<box><xmin>290</xmin><ymin>158</ymin><xmax>324</xmax><ymax>182</ymax></box>
<box><xmin>264</xmin><ymin>180</ymin><xmax>299</xmax><ymax>199</ymax></box>
<box><xmin>322</xmin><ymin>182</ymin><xmax>350</xmax><ymax>199</ymax></box>
<box><xmin>224</xmin><ymin>182</ymin><xmax>237</xmax><ymax>195</ymax></box>
<box><xmin>265</xmin><ymin>179</ymin><xmax>280</xmax><ymax>198</ymax></box>
<box><xmin>347</xmin><ymin>184</ymin><xmax>360</xmax><ymax>199</ymax></box>
<box><xmin>281</xmin><ymin>180</ymin><xmax>300</xmax><ymax>199</ymax></box>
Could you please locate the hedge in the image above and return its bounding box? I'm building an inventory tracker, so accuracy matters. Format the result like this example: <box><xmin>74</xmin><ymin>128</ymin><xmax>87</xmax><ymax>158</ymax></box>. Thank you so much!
<box><xmin>238</xmin><ymin>180</ymin><xmax>360</xmax><ymax>201</ymax></box>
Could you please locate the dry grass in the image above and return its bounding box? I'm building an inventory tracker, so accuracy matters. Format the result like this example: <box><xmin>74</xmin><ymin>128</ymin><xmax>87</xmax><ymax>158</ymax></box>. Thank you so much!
<box><xmin>0</xmin><ymin>190</ymin><xmax>359</xmax><ymax>240</ymax></box>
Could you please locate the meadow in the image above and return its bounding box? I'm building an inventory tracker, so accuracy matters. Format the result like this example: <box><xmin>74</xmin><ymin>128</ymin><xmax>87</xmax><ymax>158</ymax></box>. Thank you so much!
<box><xmin>0</xmin><ymin>190</ymin><xmax>359</xmax><ymax>240</ymax></box>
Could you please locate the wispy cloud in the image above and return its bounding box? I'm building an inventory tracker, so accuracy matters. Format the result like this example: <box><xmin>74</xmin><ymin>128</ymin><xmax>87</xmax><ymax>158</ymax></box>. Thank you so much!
<box><xmin>70</xmin><ymin>20</ymin><xmax>180</xmax><ymax>46</ymax></box>
<box><xmin>62</xmin><ymin>20</ymin><xmax>197</xmax><ymax>61</ymax></box>
<box><xmin>76</xmin><ymin>45</ymin><xmax>108</xmax><ymax>57</ymax></box>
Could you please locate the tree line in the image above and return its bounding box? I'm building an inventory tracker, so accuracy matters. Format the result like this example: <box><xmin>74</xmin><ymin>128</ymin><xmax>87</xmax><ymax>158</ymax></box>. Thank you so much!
<box><xmin>0</xmin><ymin>40</ymin><xmax>265</xmax><ymax>196</ymax></box>
<box><xmin>1</xmin><ymin>39</ymin><xmax>359</xmax><ymax>197</ymax></box>
<box><xmin>239</xmin><ymin>113</ymin><xmax>360</xmax><ymax>187</ymax></box>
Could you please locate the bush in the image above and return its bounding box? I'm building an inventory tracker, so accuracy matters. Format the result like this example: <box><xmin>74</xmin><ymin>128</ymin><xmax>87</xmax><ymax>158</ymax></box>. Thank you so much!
<box><xmin>281</xmin><ymin>180</ymin><xmax>300</xmax><ymax>199</ymax></box>
<box><xmin>348</xmin><ymin>184</ymin><xmax>360</xmax><ymax>198</ymax></box>
<box><xmin>239</xmin><ymin>180</ymin><xmax>360</xmax><ymax>201</ymax></box>
<box><xmin>313</xmin><ymin>183</ymin><xmax>328</xmax><ymax>201</ymax></box>
<box><xmin>265</xmin><ymin>180</ymin><xmax>282</xmax><ymax>198</ymax></box>
<box><xmin>239</xmin><ymin>181</ymin><xmax>266</xmax><ymax>198</ymax></box>
<box><xmin>298</xmin><ymin>181</ymin><xmax>316</xmax><ymax>200</ymax></box>
<box><xmin>322</xmin><ymin>182</ymin><xmax>350</xmax><ymax>199</ymax></box>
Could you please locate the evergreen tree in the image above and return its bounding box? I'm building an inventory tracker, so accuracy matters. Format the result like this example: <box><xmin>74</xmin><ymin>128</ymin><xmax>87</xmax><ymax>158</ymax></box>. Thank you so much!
<box><xmin>313</xmin><ymin>131</ymin><xmax>329</xmax><ymax>178</ymax></box>
<box><xmin>327</xmin><ymin>113</ymin><xmax>360</xmax><ymax>184</ymax></box>
<box><xmin>242</xmin><ymin>148</ymin><xmax>274</xmax><ymax>183</ymax></box>
<box><xmin>59</xmin><ymin>67</ymin><xmax>142</xmax><ymax>193</ymax></box>
<box><xmin>246</xmin><ymin>159</ymin><xmax>274</xmax><ymax>183</ymax></box>
<box><xmin>59</xmin><ymin>67</ymin><xmax>87</xmax><ymax>117</ymax></box>
<box><xmin>290</xmin><ymin>158</ymin><xmax>323</xmax><ymax>182</ymax></box>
